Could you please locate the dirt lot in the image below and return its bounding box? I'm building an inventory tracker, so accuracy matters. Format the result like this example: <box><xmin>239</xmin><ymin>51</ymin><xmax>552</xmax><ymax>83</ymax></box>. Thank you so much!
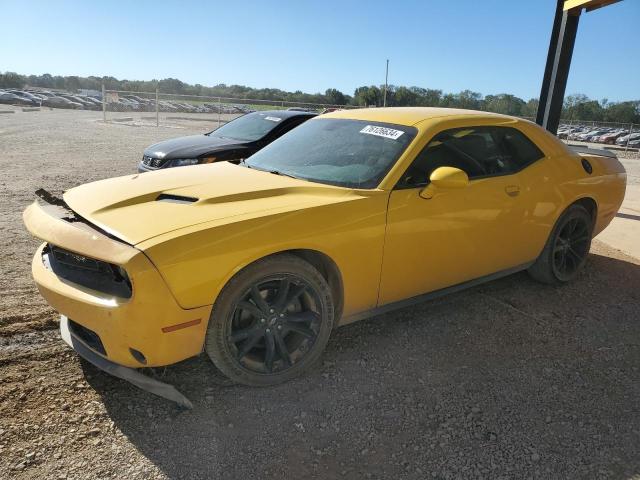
<box><xmin>1</xmin><ymin>109</ymin><xmax>639</xmax><ymax>479</ymax></box>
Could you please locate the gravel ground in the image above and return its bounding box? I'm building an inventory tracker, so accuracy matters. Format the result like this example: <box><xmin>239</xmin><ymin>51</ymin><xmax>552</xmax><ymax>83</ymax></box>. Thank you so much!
<box><xmin>1</xmin><ymin>109</ymin><xmax>639</xmax><ymax>479</ymax></box>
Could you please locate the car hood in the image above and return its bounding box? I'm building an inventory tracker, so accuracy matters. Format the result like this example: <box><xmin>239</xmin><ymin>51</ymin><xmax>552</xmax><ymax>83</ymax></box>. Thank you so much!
<box><xmin>63</xmin><ymin>162</ymin><xmax>357</xmax><ymax>246</ymax></box>
<box><xmin>144</xmin><ymin>134</ymin><xmax>244</xmax><ymax>159</ymax></box>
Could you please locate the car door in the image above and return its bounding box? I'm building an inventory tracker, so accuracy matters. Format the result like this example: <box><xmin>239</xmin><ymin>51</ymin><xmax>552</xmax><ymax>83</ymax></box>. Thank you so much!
<box><xmin>378</xmin><ymin>125</ymin><xmax>544</xmax><ymax>306</ymax></box>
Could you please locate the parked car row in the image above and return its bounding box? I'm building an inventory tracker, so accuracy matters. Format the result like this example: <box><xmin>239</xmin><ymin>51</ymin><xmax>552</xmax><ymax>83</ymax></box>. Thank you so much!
<box><xmin>0</xmin><ymin>88</ymin><xmax>104</xmax><ymax>110</ymax></box>
<box><xmin>557</xmin><ymin>124</ymin><xmax>639</xmax><ymax>147</ymax></box>
<box><xmin>106</xmin><ymin>94</ymin><xmax>257</xmax><ymax>114</ymax></box>
<box><xmin>0</xmin><ymin>88</ymin><xmax>260</xmax><ymax>114</ymax></box>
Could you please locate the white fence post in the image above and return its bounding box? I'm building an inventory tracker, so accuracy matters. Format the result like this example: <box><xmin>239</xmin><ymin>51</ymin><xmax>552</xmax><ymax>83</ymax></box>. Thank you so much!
<box><xmin>155</xmin><ymin>87</ymin><xmax>159</xmax><ymax>127</ymax></box>
<box><xmin>218</xmin><ymin>97</ymin><xmax>221</xmax><ymax>128</ymax></box>
<box><xmin>102</xmin><ymin>83</ymin><xmax>106</xmax><ymax>123</ymax></box>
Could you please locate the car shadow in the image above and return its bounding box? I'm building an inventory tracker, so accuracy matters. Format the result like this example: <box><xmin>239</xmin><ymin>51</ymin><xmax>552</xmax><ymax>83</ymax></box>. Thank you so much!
<box><xmin>83</xmin><ymin>252</ymin><xmax>640</xmax><ymax>479</ymax></box>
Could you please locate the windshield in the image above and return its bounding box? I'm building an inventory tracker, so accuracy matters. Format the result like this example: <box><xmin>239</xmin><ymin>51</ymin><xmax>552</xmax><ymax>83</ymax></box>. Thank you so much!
<box><xmin>208</xmin><ymin>112</ymin><xmax>286</xmax><ymax>142</ymax></box>
<box><xmin>245</xmin><ymin>118</ymin><xmax>416</xmax><ymax>189</ymax></box>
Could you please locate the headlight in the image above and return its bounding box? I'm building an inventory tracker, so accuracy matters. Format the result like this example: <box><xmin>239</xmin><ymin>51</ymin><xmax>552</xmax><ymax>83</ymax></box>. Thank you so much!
<box><xmin>171</xmin><ymin>158</ymin><xmax>200</xmax><ymax>167</ymax></box>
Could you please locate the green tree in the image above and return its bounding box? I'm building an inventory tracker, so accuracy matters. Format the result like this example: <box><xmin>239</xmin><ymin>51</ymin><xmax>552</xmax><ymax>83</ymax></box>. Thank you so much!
<box><xmin>521</xmin><ymin>98</ymin><xmax>539</xmax><ymax>118</ymax></box>
<box><xmin>484</xmin><ymin>94</ymin><xmax>525</xmax><ymax>116</ymax></box>
<box><xmin>353</xmin><ymin>86</ymin><xmax>382</xmax><ymax>107</ymax></box>
<box><xmin>422</xmin><ymin>88</ymin><xmax>443</xmax><ymax>107</ymax></box>
<box><xmin>324</xmin><ymin>88</ymin><xmax>346</xmax><ymax>105</ymax></box>
<box><xmin>454</xmin><ymin>90</ymin><xmax>483</xmax><ymax>110</ymax></box>
<box><xmin>393</xmin><ymin>86</ymin><xmax>418</xmax><ymax>106</ymax></box>
<box><xmin>563</xmin><ymin>94</ymin><xmax>604</xmax><ymax>121</ymax></box>
<box><xmin>158</xmin><ymin>78</ymin><xmax>186</xmax><ymax>94</ymax></box>
<box><xmin>64</xmin><ymin>76</ymin><xmax>81</xmax><ymax>92</ymax></box>
<box><xmin>0</xmin><ymin>71</ymin><xmax>25</xmax><ymax>88</ymax></box>
<box><xmin>603</xmin><ymin>101</ymin><xmax>640</xmax><ymax>124</ymax></box>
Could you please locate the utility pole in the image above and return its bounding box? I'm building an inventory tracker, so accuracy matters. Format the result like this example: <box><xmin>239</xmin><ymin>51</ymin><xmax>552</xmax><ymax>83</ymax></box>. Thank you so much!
<box><xmin>155</xmin><ymin>87</ymin><xmax>159</xmax><ymax>127</ymax></box>
<box><xmin>383</xmin><ymin>59</ymin><xmax>389</xmax><ymax>107</ymax></box>
<box><xmin>101</xmin><ymin>83</ymin><xmax>106</xmax><ymax>123</ymax></box>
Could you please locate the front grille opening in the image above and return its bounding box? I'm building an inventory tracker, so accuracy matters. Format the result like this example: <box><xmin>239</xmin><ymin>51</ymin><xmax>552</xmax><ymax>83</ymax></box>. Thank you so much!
<box><xmin>68</xmin><ymin>319</ymin><xmax>106</xmax><ymax>356</ymax></box>
<box><xmin>43</xmin><ymin>245</ymin><xmax>132</xmax><ymax>299</ymax></box>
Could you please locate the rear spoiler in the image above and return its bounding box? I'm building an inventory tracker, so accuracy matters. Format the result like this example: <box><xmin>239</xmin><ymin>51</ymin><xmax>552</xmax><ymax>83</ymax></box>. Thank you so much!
<box><xmin>568</xmin><ymin>144</ymin><xmax>618</xmax><ymax>159</ymax></box>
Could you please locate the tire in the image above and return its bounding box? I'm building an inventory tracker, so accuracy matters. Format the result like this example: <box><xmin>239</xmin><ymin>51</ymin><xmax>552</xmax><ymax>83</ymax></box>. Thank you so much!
<box><xmin>528</xmin><ymin>204</ymin><xmax>593</xmax><ymax>285</ymax></box>
<box><xmin>204</xmin><ymin>254</ymin><xmax>335</xmax><ymax>386</ymax></box>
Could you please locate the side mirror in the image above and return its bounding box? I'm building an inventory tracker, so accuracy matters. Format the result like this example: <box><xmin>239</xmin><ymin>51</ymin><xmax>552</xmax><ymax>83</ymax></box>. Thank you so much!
<box><xmin>419</xmin><ymin>167</ymin><xmax>469</xmax><ymax>199</ymax></box>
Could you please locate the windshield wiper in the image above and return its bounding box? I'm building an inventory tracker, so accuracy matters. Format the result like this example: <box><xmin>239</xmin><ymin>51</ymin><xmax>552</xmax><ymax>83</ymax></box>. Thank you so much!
<box><xmin>239</xmin><ymin>158</ymin><xmax>254</xmax><ymax>169</ymax></box>
<box><xmin>268</xmin><ymin>170</ymin><xmax>299</xmax><ymax>179</ymax></box>
<box><xmin>242</xmin><ymin>162</ymin><xmax>301</xmax><ymax>180</ymax></box>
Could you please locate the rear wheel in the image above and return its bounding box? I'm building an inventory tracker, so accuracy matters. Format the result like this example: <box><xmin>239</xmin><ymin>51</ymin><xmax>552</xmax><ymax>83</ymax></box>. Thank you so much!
<box><xmin>528</xmin><ymin>204</ymin><xmax>593</xmax><ymax>285</ymax></box>
<box><xmin>205</xmin><ymin>254</ymin><xmax>334</xmax><ymax>386</ymax></box>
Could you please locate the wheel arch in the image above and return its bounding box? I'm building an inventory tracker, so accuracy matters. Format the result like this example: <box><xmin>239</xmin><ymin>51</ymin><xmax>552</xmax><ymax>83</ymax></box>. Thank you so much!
<box><xmin>572</xmin><ymin>196</ymin><xmax>598</xmax><ymax>226</ymax></box>
<box><xmin>219</xmin><ymin>248</ymin><xmax>344</xmax><ymax>323</ymax></box>
<box><xmin>532</xmin><ymin>195</ymin><xmax>598</xmax><ymax>262</ymax></box>
<box><xmin>286</xmin><ymin>249</ymin><xmax>344</xmax><ymax>321</ymax></box>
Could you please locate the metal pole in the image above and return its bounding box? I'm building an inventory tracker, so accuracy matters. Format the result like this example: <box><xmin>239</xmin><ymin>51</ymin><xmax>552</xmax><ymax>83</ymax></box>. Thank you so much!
<box><xmin>383</xmin><ymin>59</ymin><xmax>389</xmax><ymax>107</ymax></box>
<box><xmin>217</xmin><ymin>97</ymin><xmax>221</xmax><ymax>128</ymax></box>
<box><xmin>155</xmin><ymin>87</ymin><xmax>159</xmax><ymax>127</ymax></box>
<box><xmin>537</xmin><ymin>0</ymin><xmax>564</xmax><ymax>127</ymax></box>
<box><xmin>625</xmin><ymin>122</ymin><xmax>632</xmax><ymax>152</ymax></box>
<box><xmin>102</xmin><ymin>83</ymin><xmax>106</xmax><ymax>123</ymax></box>
<box><xmin>537</xmin><ymin>5</ymin><xmax>580</xmax><ymax>134</ymax></box>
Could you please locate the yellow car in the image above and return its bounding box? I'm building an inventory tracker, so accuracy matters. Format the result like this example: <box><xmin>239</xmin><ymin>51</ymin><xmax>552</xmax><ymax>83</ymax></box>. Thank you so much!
<box><xmin>24</xmin><ymin>107</ymin><xmax>626</xmax><ymax>406</ymax></box>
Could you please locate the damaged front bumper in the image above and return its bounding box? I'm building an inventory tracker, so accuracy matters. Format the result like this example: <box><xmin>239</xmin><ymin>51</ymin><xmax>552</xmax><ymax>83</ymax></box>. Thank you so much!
<box><xmin>61</xmin><ymin>316</ymin><xmax>193</xmax><ymax>409</ymax></box>
<box><xmin>23</xmin><ymin>192</ymin><xmax>212</xmax><ymax>408</ymax></box>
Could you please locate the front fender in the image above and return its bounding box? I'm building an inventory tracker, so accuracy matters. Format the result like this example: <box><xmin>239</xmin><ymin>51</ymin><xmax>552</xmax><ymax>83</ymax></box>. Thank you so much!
<box><xmin>139</xmin><ymin>194</ymin><xmax>389</xmax><ymax>319</ymax></box>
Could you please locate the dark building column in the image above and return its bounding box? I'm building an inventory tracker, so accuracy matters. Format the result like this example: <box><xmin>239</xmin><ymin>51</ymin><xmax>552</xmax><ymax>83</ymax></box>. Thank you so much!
<box><xmin>536</xmin><ymin>1</ymin><xmax>581</xmax><ymax>134</ymax></box>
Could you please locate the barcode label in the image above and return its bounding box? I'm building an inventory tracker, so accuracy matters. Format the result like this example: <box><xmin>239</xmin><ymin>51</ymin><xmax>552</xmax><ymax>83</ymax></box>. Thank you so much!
<box><xmin>360</xmin><ymin>125</ymin><xmax>404</xmax><ymax>140</ymax></box>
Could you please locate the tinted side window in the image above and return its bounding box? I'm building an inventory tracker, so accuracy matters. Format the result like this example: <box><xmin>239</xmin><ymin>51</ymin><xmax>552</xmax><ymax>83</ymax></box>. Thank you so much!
<box><xmin>497</xmin><ymin>128</ymin><xmax>545</xmax><ymax>169</ymax></box>
<box><xmin>268</xmin><ymin>116</ymin><xmax>312</xmax><ymax>141</ymax></box>
<box><xmin>397</xmin><ymin>126</ymin><xmax>544</xmax><ymax>188</ymax></box>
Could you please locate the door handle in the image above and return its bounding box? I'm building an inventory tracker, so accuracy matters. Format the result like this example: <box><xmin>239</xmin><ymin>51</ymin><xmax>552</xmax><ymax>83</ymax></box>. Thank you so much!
<box><xmin>505</xmin><ymin>185</ymin><xmax>520</xmax><ymax>197</ymax></box>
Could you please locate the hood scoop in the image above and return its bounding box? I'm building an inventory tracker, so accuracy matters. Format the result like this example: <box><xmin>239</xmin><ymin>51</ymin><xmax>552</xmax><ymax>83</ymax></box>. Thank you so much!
<box><xmin>63</xmin><ymin>162</ymin><xmax>353</xmax><ymax>245</ymax></box>
<box><xmin>156</xmin><ymin>193</ymin><xmax>199</xmax><ymax>204</ymax></box>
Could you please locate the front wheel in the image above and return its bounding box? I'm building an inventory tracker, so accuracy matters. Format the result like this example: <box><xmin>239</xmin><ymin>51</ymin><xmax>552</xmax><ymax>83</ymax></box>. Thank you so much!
<box><xmin>528</xmin><ymin>204</ymin><xmax>593</xmax><ymax>285</ymax></box>
<box><xmin>205</xmin><ymin>254</ymin><xmax>335</xmax><ymax>386</ymax></box>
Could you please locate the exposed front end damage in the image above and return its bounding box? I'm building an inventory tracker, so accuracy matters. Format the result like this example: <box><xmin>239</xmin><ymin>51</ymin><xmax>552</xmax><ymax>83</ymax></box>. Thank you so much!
<box><xmin>60</xmin><ymin>316</ymin><xmax>193</xmax><ymax>409</ymax></box>
<box><xmin>24</xmin><ymin>190</ymin><xmax>210</xmax><ymax>408</ymax></box>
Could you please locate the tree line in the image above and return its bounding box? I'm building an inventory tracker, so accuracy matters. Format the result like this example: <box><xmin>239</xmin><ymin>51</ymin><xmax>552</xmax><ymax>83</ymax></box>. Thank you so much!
<box><xmin>1</xmin><ymin>71</ymin><xmax>638</xmax><ymax>124</ymax></box>
<box><xmin>353</xmin><ymin>86</ymin><xmax>640</xmax><ymax>124</ymax></box>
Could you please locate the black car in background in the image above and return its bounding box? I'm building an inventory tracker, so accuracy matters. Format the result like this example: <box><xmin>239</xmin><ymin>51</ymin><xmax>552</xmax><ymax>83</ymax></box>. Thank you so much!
<box><xmin>138</xmin><ymin>110</ymin><xmax>316</xmax><ymax>172</ymax></box>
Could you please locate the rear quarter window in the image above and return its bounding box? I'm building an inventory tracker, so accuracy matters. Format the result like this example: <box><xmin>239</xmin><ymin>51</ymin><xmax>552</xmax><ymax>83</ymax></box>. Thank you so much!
<box><xmin>499</xmin><ymin>128</ymin><xmax>545</xmax><ymax>169</ymax></box>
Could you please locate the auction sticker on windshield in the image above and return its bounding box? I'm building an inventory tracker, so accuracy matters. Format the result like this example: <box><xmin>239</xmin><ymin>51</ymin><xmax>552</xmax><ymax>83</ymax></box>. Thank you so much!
<box><xmin>360</xmin><ymin>125</ymin><xmax>404</xmax><ymax>140</ymax></box>
<box><xmin>264</xmin><ymin>116</ymin><xmax>282</xmax><ymax>122</ymax></box>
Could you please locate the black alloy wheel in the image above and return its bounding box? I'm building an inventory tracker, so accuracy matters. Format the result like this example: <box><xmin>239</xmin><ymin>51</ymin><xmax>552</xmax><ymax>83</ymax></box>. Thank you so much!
<box><xmin>228</xmin><ymin>276</ymin><xmax>322</xmax><ymax>374</ymax></box>
<box><xmin>551</xmin><ymin>216</ymin><xmax>591</xmax><ymax>282</ymax></box>
<box><xmin>528</xmin><ymin>204</ymin><xmax>593</xmax><ymax>285</ymax></box>
<box><xmin>205</xmin><ymin>254</ymin><xmax>334</xmax><ymax>386</ymax></box>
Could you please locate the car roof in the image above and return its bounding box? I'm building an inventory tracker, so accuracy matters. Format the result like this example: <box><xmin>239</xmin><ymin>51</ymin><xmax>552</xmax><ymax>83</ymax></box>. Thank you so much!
<box><xmin>322</xmin><ymin>107</ymin><xmax>512</xmax><ymax>126</ymax></box>
<box><xmin>252</xmin><ymin>109</ymin><xmax>317</xmax><ymax>119</ymax></box>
